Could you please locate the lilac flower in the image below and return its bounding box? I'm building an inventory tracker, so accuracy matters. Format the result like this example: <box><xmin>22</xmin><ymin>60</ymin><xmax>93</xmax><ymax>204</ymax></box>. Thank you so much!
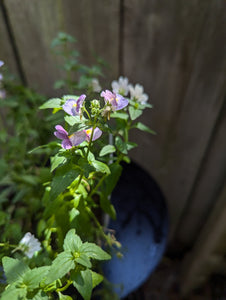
<box><xmin>111</xmin><ymin>76</ymin><xmax>130</xmax><ymax>96</ymax></box>
<box><xmin>62</xmin><ymin>94</ymin><xmax>86</xmax><ymax>116</ymax></box>
<box><xmin>85</xmin><ymin>127</ymin><xmax>102</xmax><ymax>142</ymax></box>
<box><xmin>129</xmin><ymin>84</ymin><xmax>149</xmax><ymax>104</ymax></box>
<box><xmin>100</xmin><ymin>90</ymin><xmax>128</xmax><ymax>111</ymax></box>
<box><xmin>54</xmin><ymin>125</ymin><xmax>87</xmax><ymax>149</ymax></box>
<box><xmin>19</xmin><ymin>232</ymin><xmax>41</xmax><ymax>258</ymax></box>
<box><xmin>0</xmin><ymin>61</ymin><xmax>4</xmax><ymax>68</ymax></box>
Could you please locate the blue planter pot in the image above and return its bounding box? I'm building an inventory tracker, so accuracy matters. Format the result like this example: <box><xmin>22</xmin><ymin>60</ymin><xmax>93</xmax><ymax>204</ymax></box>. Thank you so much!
<box><xmin>103</xmin><ymin>161</ymin><xmax>169</xmax><ymax>298</ymax></box>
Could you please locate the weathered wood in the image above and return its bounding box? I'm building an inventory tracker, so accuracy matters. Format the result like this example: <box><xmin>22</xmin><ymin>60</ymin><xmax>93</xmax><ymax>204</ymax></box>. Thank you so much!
<box><xmin>176</xmin><ymin>100</ymin><xmax>226</xmax><ymax>246</ymax></box>
<box><xmin>0</xmin><ymin>5</ymin><xmax>19</xmax><ymax>77</ymax></box>
<box><xmin>4</xmin><ymin>0</ymin><xmax>120</xmax><ymax>96</ymax></box>
<box><xmin>123</xmin><ymin>0</ymin><xmax>226</xmax><ymax>238</ymax></box>
<box><xmin>180</xmin><ymin>182</ymin><xmax>226</xmax><ymax>295</ymax></box>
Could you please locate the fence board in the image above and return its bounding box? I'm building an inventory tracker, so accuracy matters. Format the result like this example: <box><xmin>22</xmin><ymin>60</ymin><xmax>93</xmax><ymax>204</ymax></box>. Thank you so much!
<box><xmin>4</xmin><ymin>0</ymin><xmax>120</xmax><ymax>96</ymax></box>
<box><xmin>176</xmin><ymin>100</ymin><xmax>226</xmax><ymax>246</ymax></box>
<box><xmin>0</xmin><ymin>5</ymin><xmax>18</xmax><ymax>77</ymax></box>
<box><xmin>123</xmin><ymin>0</ymin><xmax>226</xmax><ymax>238</ymax></box>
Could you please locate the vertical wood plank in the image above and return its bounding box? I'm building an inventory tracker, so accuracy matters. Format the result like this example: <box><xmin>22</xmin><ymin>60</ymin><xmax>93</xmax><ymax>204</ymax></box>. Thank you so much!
<box><xmin>123</xmin><ymin>0</ymin><xmax>226</xmax><ymax>238</ymax></box>
<box><xmin>0</xmin><ymin>6</ymin><xmax>19</xmax><ymax>77</ymax></box>
<box><xmin>4</xmin><ymin>0</ymin><xmax>120</xmax><ymax>96</ymax></box>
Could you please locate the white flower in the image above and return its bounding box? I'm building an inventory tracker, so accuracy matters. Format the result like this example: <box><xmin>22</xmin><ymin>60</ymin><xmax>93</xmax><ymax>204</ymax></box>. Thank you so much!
<box><xmin>111</xmin><ymin>76</ymin><xmax>130</xmax><ymax>96</ymax></box>
<box><xmin>129</xmin><ymin>83</ymin><xmax>149</xmax><ymax>104</ymax></box>
<box><xmin>19</xmin><ymin>232</ymin><xmax>41</xmax><ymax>258</ymax></box>
<box><xmin>90</xmin><ymin>78</ymin><xmax>102</xmax><ymax>92</ymax></box>
<box><xmin>0</xmin><ymin>61</ymin><xmax>4</xmax><ymax>68</ymax></box>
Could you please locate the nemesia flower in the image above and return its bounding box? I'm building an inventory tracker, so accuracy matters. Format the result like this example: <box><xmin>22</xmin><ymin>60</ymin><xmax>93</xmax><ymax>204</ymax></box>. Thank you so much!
<box><xmin>85</xmin><ymin>127</ymin><xmax>102</xmax><ymax>142</ymax></box>
<box><xmin>90</xmin><ymin>78</ymin><xmax>102</xmax><ymax>92</ymax></box>
<box><xmin>129</xmin><ymin>84</ymin><xmax>149</xmax><ymax>104</ymax></box>
<box><xmin>0</xmin><ymin>61</ymin><xmax>4</xmax><ymax>68</ymax></box>
<box><xmin>111</xmin><ymin>76</ymin><xmax>130</xmax><ymax>96</ymax></box>
<box><xmin>54</xmin><ymin>125</ymin><xmax>87</xmax><ymax>149</ymax></box>
<box><xmin>62</xmin><ymin>94</ymin><xmax>86</xmax><ymax>116</ymax></box>
<box><xmin>100</xmin><ymin>90</ymin><xmax>128</xmax><ymax>111</ymax></box>
<box><xmin>19</xmin><ymin>232</ymin><xmax>41</xmax><ymax>258</ymax></box>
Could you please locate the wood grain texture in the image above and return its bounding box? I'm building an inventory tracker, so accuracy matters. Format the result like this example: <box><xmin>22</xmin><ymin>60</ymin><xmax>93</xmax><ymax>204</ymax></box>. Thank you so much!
<box><xmin>4</xmin><ymin>0</ymin><xmax>120</xmax><ymax>95</ymax></box>
<box><xmin>0</xmin><ymin>6</ymin><xmax>19</xmax><ymax>76</ymax></box>
<box><xmin>123</xmin><ymin>0</ymin><xmax>226</xmax><ymax>238</ymax></box>
<box><xmin>181</xmin><ymin>182</ymin><xmax>226</xmax><ymax>295</ymax></box>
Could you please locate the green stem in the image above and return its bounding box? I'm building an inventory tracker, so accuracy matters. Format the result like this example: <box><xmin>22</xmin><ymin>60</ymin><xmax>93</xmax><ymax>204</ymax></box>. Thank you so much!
<box><xmin>56</xmin><ymin>280</ymin><xmax>72</xmax><ymax>293</ymax></box>
<box><xmin>0</xmin><ymin>243</ymin><xmax>17</xmax><ymax>248</ymax></box>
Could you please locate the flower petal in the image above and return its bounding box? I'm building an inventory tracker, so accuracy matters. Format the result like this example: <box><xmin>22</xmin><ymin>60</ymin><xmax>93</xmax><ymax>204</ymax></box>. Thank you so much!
<box><xmin>115</xmin><ymin>94</ymin><xmax>129</xmax><ymax>110</ymax></box>
<box><xmin>54</xmin><ymin>125</ymin><xmax>68</xmax><ymax>139</ymax></box>
<box><xmin>69</xmin><ymin>131</ymin><xmax>87</xmax><ymax>146</ymax></box>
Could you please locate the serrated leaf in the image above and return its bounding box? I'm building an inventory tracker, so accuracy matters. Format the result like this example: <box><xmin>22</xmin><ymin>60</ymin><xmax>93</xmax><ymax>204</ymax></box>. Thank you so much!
<box><xmin>99</xmin><ymin>145</ymin><xmax>116</xmax><ymax>157</ymax></box>
<box><xmin>46</xmin><ymin>252</ymin><xmax>75</xmax><ymax>284</ymax></box>
<box><xmin>134</xmin><ymin>122</ymin><xmax>156</xmax><ymax>134</ymax></box>
<box><xmin>91</xmin><ymin>160</ymin><xmax>110</xmax><ymax>174</ymax></box>
<box><xmin>129</xmin><ymin>106</ymin><xmax>142</xmax><ymax>120</ymax></box>
<box><xmin>50</xmin><ymin>164</ymin><xmax>81</xmax><ymax>200</ymax></box>
<box><xmin>2</xmin><ymin>256</ymin><xmax>30</xmax><ymax>284</ymax></box>
<box><xmin>22</xmin><ymin>266</ymin><xmax>50</xmax><ymax>289</ymax></box>
<box><xmin>39</xmin><ymin>98</ymin><xmax>62</xmax><ymax>109</ymax></box>
<box><xmin>72</xmin><ymin>269</ymin><xmax>92</xmax><ymax>300</ymax></box>
<box><xmin>80</xmin><ymin>243</ymin><xmax>111</xmax><ymax>260</ymax></box>
<box><xmin>63</xmin><ymin>229</ymin><xmax>82</xmax><ymax>252</ymax></box>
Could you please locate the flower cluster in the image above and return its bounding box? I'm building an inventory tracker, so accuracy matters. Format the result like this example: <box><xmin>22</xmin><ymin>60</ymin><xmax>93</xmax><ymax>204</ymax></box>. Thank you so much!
<box><xmin>0</xmin><ymin>60</ymin><xmax>6</xmax><ymax>99</ymax></box>
<box><xmin>111</xmin><ymin>76</ymin><xmax>149</xmax><ymax>104</ymax></box>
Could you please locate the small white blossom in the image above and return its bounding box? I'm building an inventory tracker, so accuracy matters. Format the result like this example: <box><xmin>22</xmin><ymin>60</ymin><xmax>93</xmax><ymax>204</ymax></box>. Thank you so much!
<box><xmin>111</xmin><ymin>76</ymin><xmax>130</xmax><ymax>96</ymax></box>
<box><xmin>90</xmin><ymin>78</ymin><xmax>102</xmax><ymax>92</ymax></box>
<box><xmin>19</xmin><ymin>232</ymin><xmax>41</xmax><ymax>258</ymax></box>
<box><xmin>129</xmin><ymin>84</ymin><xmax>149</xmax><ymax>104</ymax></box>
<box><xmin>0</xmin><ymin>61</ymin><xmax>4</xmax><ymax>68</ymax></box>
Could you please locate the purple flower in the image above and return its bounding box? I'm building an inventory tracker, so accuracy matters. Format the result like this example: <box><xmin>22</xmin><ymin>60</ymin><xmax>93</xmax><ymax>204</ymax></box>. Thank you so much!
<box><xmin>62</xmin><ymin>94</ymin><xmax>86</xmax><ymax>116</ymax></box>
<box><xmin>85</xmin><ymin>127</ymin><xmax>102</xmax><ymax>142</ymax></box>
<box><xmin>100</xmin><ymin>90</ymin><xmax>128</xmax><ymax>111</ymax></box>
<box><xmin>54</xmin><ymin>125</ymin><xmax>87</xmax><ymax>149</ymax></box>
<box><xmin>0</xmin><ymin>61</ymin><xmax>4</xmax><ymax>68</ymax></box>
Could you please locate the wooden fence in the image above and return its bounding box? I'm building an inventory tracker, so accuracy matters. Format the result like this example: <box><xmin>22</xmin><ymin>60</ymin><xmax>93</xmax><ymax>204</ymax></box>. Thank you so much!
<box><xmin>0</xmin><ymin>0</ymin><xmax>226</xmax><ymax>294</ymax></box>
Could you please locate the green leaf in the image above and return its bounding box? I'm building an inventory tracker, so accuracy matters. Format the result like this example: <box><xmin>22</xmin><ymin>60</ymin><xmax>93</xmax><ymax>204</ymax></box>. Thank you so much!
<box><xmin>91</xmin><ymin>271</ymin><xmax>103</xmax><ymax>288</ymax></box>
<box><xmin>46</xmin><ymin>252</ymin><xmax>75</xmax><ymax>284</ymax></box>
<box><xmin>129</xmin><ymin>106</ymin><xmax>142</xmax><ymax>120</ymax></box>
<box><xmin>39</xmin><ymin>98</ymin><xmax>62</xmax><ymax>109</ymax></box>
<box><xmin>103</xmin><ymin>163</ymin><xmax>122</xmax><ymax>196</ymax></box>
<box><xmin>58</xmin><ymin>292</ymin><xmax>73</xmax><ymax>300</ymax></box>
<box><xmin>99</xmin><ymin>145</ymin><xmax>116</xmax><ymax>157</ymax></box>
<box><xmin>100</xmin><ymin>194</ymin><xmax>116</xmax><ymax>220</ymax></box>
<box><xmin>110</xmin><ymin>112</ymin><xmax>129</xmax><ymax>120</ymax></box>
<box><xmin>50</xmin><ymin>164</ymin><xmax>81</xmax><ymax>200</ymax></box>
<box><xmin>115</xmin><ymin>136</ymin><xmax>127</xmax><ymax>154</ymax></box>
<box><xmin>22</xmin><ymin>266</ymin><xmax>50</xmax><ymax>289</ymax></box>
<box><xmin>75</xmin><ymin>253</ymin><xmax>91</xmax><ymax>268</ymax></box>
<box><xmin>32</xmin><ymin>290</ymin><xmax>49</xmax><ymax>300</ymax></box>
<box><xmin>80</xmin><ymin>243</ymin><xmax>111</xmax><ymax>260</ymax></box>
<box><xmin>91</xmin><ymin>160</ymin><xmax>110</xmax><ymax>174</ymax></box>
<box><xmin>133</xmin><ymin>122</ymin><xmax>156</xmax><ymax>134</ymax></box>
<box><xmin>64</xmin><ymin>115</ymin><xmax>82</xmax><ymax>126</ymax></box>
<box><xmin>51</xmin><ymin>154</ymin><xmax>67</xmax><ymax>172</ymax></box>
<box><xmin>2</xmin><ymin>256</ymin><xmax>30</xmax><ymax>284</ymax></box>
<box><xmin>0</xmin><ymin>284</ymin><xmax>27</xmax><ymax>300</ymax></box>
<box><xmin>72</xmin><ymin>269</ymin><xmax>92</xmax><ymax>300</ymax></box>
<box><xmin>63</xmin><ymin>229</ymin><xmax>83</xmax><ymax>252</ymax></box>
<box><xmin>126</xmin><ymin>142</ymin><xmax>138</xmax><ymax>151</ymax></box>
